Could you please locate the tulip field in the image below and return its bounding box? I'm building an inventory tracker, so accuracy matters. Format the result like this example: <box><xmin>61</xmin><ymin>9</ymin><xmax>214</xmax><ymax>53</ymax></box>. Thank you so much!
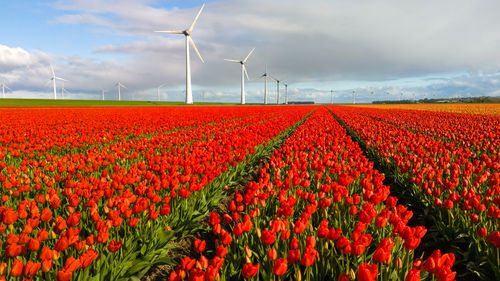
<box><xmin>0</xmin><ymin>104</ymin><xmax>498</xmax><ymax>281</ymax></box>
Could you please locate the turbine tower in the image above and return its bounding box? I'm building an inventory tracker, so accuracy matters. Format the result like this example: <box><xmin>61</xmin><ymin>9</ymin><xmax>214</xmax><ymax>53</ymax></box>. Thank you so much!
<box><xmin>49</xmin><ymin>65</ymin><xmax>67</xmax><ymax>100</ymax></box>
<box><xmin>352</xmin><ymin>90</ymin><xmax>356</xmax><ymax>104</ymax></box>
<box><xmin>116</xmin><ymin>82</ymin><xmax>127</xmax><ymax>101</ymax></box>
<box><xmin>1</xmin><ymin>82</ymin><xmax>11</xmax><ymax>98</ymax></box>
<box><xmin>155</xmin><ymin>4</ymin><xmax>205</xmax><ymax>104</ymax></box>
<box><xmin>61</xmin><ymin>81</ymin><xmax>71</xmax><ymax>99</ymax></box>
<box><xmin>284</xmin><ymin>82</ymin><xmax>288</xmax><ymax>104</ymax></box>
<box><xmin>157</xmin><ymin>83</ymin><xmax>167</xmax><ymax>101</ymax></box>
<box><xmin>330</xmin><ymin>90</ymin><xmax>334</xmax><ymax>104</ymax></box>
<box><xmin>260</xmin><ymin>64</ymin><xmax>269</xmax><ymax>104</ymax></box>
<box><xmin>224</xmin><ymin>48</ymin><xmax>255</xmax><ymax>105</ymax></box>
<box><xmin>101</xmin><ymin>88</ymin><xmax>108</xmax><ymax>100</ymax></box>
<box><xmin>270</xmin><ymin>76</ymin><xmax>280</xmax><ymax>104</ymax></box>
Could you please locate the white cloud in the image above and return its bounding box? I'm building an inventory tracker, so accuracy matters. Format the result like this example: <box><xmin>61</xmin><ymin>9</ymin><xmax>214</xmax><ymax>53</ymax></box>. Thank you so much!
<box><xmin>0</xmin><ymin>45</ymin><xmax>34</xmax><ymax>70</ymax></box>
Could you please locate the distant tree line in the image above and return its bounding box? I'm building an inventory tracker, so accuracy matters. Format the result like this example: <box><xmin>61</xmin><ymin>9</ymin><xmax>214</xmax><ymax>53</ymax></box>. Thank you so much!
<box><xmin>372</xmin><ymin>96</ymin><xmax>500</xmax><ymax>104</ymax></box>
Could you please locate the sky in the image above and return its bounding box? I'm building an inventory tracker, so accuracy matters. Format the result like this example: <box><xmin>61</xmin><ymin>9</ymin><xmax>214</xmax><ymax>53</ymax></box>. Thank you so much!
<box><xmin>1</xmin><ymin>0</ymin><xmax>500</xmax><ymax>103</ymax></box>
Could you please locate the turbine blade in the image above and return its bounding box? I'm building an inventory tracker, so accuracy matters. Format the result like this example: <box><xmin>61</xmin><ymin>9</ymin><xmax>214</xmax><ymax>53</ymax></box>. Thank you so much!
<box><xmin>243</xmin><ymin>65</ymin><xmax>250</xmax><ymax>81</ymax></box>
<box><xmin>188</xmin><ymin>3</ymin><xmax>205</xmax><ymax>32</ymax></box>
<box><xmin>188</xmin><ymin>36</ymin><xmax>204</xmax><ymax>63</ymax></box>
<box><xmin>55</xmin><ymin>77</ymin><xmax>68</xmax><ymax>82</ymax></box>
<box><xmin>50</xmin><ymin>65</ymin><xmax>55</xmax><ymax>77</ymax></box>
<box><xmin>121</xmin><ymin>84</ymin><xmax>128</xmax><ymax>89</ymax></box>
<box><xmin>159</xmin><ymin>83</ymin><xmax>167</xmax><ymax>88</ymax></box>
<box><xmin>5</xmin><ymin>86</ymin><xmax>12</xmax><ymax>91</ymax></box>
<box><xmin>224</xmin><ymin>59</ymin><xmax>240</xmax><ymax>63</ymax></box>
<box><xmin>243</xmin><ymin>48</ymin><xmax>255</xmax><ymax>63</ymax></box>
<box><xmin>154</xmin><ymin>30</ymin><xmax>185</xmax><ymax>34</ymax></box>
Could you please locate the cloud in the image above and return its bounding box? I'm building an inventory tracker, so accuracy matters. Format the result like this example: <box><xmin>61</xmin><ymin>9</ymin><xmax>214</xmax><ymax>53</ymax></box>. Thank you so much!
<box><xmin>0</xmin><ymin>45</ymin><xmax>34</xmax><ymax>71</ymax></box>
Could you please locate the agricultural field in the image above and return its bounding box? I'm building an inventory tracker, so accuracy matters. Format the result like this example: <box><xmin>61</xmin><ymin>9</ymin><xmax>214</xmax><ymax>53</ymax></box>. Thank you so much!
<box><xmin>0</xmin><ymin>104</ymin><xmax>498</xmax><ymax>281</ymax></box>
<box><xmin>353</xmin><ymin>104</ymin><xmax>500</xmax><ymax>116</ymax></box>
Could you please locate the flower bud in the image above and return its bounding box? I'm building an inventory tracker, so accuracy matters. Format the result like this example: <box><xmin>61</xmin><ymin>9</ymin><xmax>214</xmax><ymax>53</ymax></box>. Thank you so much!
<box><xmin>296</xmin><ymin>269</ymin><xmax>302</xmax><ymax>281</ymax></box>
<box><xmin>396</xmin><ymin>257</ymin><xmax>403</xmax><ymax>270</ymax></box>
<box><xmin>244</xmin><ymin>245</ymin><xmax>252</xmax><ymax>258</ymax></box>
<box><xmin>349</xmin><ymin>268</ymin><xmax>356</xmax><ymax>280</ymax></box>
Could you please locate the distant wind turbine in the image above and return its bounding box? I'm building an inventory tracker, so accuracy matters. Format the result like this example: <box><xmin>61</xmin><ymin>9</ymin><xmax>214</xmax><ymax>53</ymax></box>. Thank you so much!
<box><xmin>285</xmin><ymin>82</ymin><xmax>289</xmax><ymax>104</ymax></box>
<box><xmin>49</xmin><ymin>65</ymin><xmax>67</xmax><ymax>100</ymax></box>
<box><xmin>224</xmin><ymin>48</ymin><xmax>255</xmax><ymax>105</ymax></box>
<box><xmin>352</xmin><ymin>90</ymin><xmax>356</xmax><ymax>104</ymax></box>
<box><xmin>260</xmin><ymin>64</ymin><xmax>270</xmax><ymax>104</ymax></box>
<box><xmin>157</xmin><ymin>83</ymin><xmax>167</xmax><ymax>101</ymax></box>
<box><xmin>270</xmin><ymin>76</ymin><xmax>280</xmax><ymax>104</ymax></box>
<box><xmin>61</xmin><ymin>81</ymin><xmax>71</xmax><ymax>99</ymax></box>
<box><xmin>1</xmin><ymin>82</ymin><xmax>11</xmax><ymax>98</ymax></box>
<box><xmin>155</xmin><ymin>3</ymin><xmax>205</xmax><ymax>104</ymax></box>
<box><xmin>115</xmin><ymin>82</ymin><xmax>127</xmax><ymax>101</ymax></box>
<box><xmin>330</xmin><ymin>90</ymin><xmax>334</xmax><ymax>104</ymax></box>
<box><xmin>101</xmin><ymin>88</ymin><xmax>108</xmax><ymax>100</ymax></box>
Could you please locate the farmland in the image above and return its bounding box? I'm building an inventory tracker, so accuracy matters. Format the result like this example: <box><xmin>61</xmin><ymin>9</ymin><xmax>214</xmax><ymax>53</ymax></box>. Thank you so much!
<box><xmin>0</xmin><ymin>104</ymin><xmax>498</xmax><ymax>281</ymax></box>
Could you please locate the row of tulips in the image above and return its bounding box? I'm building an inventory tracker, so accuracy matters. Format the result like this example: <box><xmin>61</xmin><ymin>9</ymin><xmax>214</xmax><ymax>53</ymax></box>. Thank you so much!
<box><xmin>0</xmin><ymin>106</ymin><xmax>287</xmax><ymax>163</ymax></box>
<box><xmin>351</xmin><ymin>106</ymin><xmax>499</xmax><ymax>156</ymax></box>
<box><xmin>170</xmin><ymin>107</ymin><xmax>456</xmax><ymax>281</ymax></box>
<box><xmin>330</xmin><ymin>106</ymin><xmax>499</xmax><ymax>279</ymax></box>
<box><xmin>0</xmin><ymin>106</ymin><xmax>313</xmax><ymax>280</ymax></box>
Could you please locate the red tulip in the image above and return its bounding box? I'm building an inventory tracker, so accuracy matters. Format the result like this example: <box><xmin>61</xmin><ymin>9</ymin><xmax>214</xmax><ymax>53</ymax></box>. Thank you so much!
<box><xmin>241</xmin><ymin>262</ymin><xmax>259</xmax><ymax>278</ymax></box>
<box><xmin>23</xmin><ymin>260</ymin><xmax>41</xmax><ymax>277</ymax></box>
<box><xmin>10</xmin><ymin>259</ymin><xmax>23</xmax><ymax>277</ymax></box>
<box><xmin>194</xmin><ymin>239</ymin><xmax>206</xmax><ymax>253</ymax></box>
<box><xmin>357</xmin><ymin>263</ymin><xmax>378</xmax><ymax>281</ymax></box>
<box><xmin>405</xmin><ymin>268</ymin><xmax>421</xmax><ymax>281</ymax></box>
<box><xmin>273</xmin><ymin>258</ymin><xmax>288</xmax><ymax>276</ymax></box>
<box><xmin>107</xmin><ymin>240</ymin><xmax>123</xmax><ymax>252</ymax></box>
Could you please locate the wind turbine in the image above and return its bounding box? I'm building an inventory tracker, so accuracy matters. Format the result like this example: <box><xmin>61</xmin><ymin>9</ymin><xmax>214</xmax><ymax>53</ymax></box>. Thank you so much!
<box><xmin>260</xmin><ymin>64</ymin><xmax>270</xmax><ymax>104</ymax></box>
<box><xmin>157</xmin><ymin>83</ymin><xmax>167</xmax><ymax>101</ymax></box>
<box><xmin>61</xmin><ymin>81</ymin><xmax>71</xmax><ymax>99</ymax></box>
<box><xmin>224</xmin><ymin>48</ymin><xmax>255</xmax><ymax>105</ymax></box>
<box><xmin>155</xmin><ymin>3</ymin><xmax>205</xmax><ymax>104</ymax></box>
<box><xmin>270</xmin><ymin>76</ymin><xmax>280</xmax><ymax>104</ymax></box>
<box><xmin>49</xmin><ymin>65</ymin><xmax>67</xmax><ymax>100</ymax></box>
<box><xmin>352</xmin><ymin>90</ymin><xmax>356</xmax><ymax>104</ymax></box>
<box><xmin>284</xmin><ymin>82</ymin><xmax>288</xmax><ymax>104</ymax></box>
<box><xmin>330</xmin><ymin>90</ymin><xmax>334</xmax><ymax>104</ymax></box>
<box><xmin>101</xmin><ymin>88</ymin><xmax>108</xmax><ymax>100</ymax></box>
<box><xmin>1</xmin><ymin>82</ymin><xmax>11</xmax><ymax>98</ymax></box>
<box><xmin>116</xmin><ymin>82</ymin><xmax>127</xmax><ymax>101</ymax></box>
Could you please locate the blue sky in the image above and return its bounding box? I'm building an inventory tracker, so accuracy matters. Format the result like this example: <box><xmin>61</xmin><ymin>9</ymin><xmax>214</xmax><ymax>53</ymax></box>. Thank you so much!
<box><xmin>1</xmin><ymin>0</ymin><xmax>500</xmax><ymax>103</ymax></box>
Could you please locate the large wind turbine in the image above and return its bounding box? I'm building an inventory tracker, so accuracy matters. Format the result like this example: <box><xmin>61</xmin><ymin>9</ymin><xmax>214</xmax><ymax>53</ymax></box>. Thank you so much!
<box><xmin>224</xmin><ymin>48</ymin><xmax>255</xmax><ymax>105</ymax></box>
<box><xmin>116</xmin><ymin>82</ymin><xmax>127</xmax><ymax>101</ymax></box>
<box><xmin>49</xmin><ymin>65</ymin><xmax>67</xmax><ymax>100</ymax></box>
<box><xmin>155</xmin><ymin>4</ymin><xmax>205</xmax><ymax>104</ymax></box>
<box><xmin>1</xmin><ymin>82</ymin><xmax>11</xmax><ymax>98</ymax></box>
<box><xmin>157</xmin><ymin>83</ymin><xmax>167</xmax><ymax>101</ymax></box>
